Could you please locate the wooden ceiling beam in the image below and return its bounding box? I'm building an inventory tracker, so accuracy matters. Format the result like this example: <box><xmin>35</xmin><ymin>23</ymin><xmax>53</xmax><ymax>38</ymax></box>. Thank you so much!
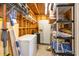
<box><xmin>34</xmin><ymin>3</ymin><xmax>40</xmax><ymax>15</ymax></box>
<box><xmin>26</xmin><ymin>4</ymin><xmax>35</xmax><ymax>16</ymax></box>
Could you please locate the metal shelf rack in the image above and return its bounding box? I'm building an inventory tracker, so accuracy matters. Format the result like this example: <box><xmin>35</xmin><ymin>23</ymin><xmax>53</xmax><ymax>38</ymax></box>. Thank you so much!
<box><xmin>51</xmin><ymin>4</ymin><xmax>75</xmax><ymax>56</ymax></box>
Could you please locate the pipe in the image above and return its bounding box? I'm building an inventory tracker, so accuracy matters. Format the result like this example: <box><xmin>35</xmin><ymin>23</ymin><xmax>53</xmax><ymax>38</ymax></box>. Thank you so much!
<box><xmin>3</xmin><ymin>4</ymin><xmax>7</xmax><ymax>56</ymax></box>
<box><xmin>52</xmin><ymin>3</ymin><xmax>57</xmax><ymax>15</ymax></box>
<box><xmin>49</xmin><ymin>3</ymin><xmax>52</xmax><ymax>11</ymax></box>
<box><xmin>3</xmin><ymin>4</ymin><xmax>7</xmax><ymax>29</ymax></box>
<box><xmin>45</xmin><ymin>3</ymin><xmax>48</xmax><ymax>15</ymax></box>
<box><xmin>7</xmin><ymin>6</ymin><xmax>15</xmax><ymax>15</ymax></box>
<box><xmin>8</xmin><ymin>3</ymin><xmax>28</xmax><ymax>16</ymax></box>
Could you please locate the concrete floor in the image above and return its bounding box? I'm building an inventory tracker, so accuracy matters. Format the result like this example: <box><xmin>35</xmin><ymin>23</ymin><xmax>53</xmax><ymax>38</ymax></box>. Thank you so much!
<box><xmin>0</xmin><ymin>41</ymin><xmax>53</xmax><ymax>56</ymax></box>
<box><xmin>36</xmin><ymin>44</ymin><xmax>53</xmax><ymax>56</ymax></box>
<box><xmin>0</xmin><ymin>41</ymin><xmax>3</xmax><ymax>56</ymax></box>
<box><xmin>0</xmin><ymin>41</ymin><xmax>8</xmax><ymax>56</ymax></box>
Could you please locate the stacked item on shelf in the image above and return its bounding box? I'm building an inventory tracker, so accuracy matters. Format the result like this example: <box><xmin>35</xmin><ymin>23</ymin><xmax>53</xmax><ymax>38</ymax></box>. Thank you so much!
<box><xmin>62</xmin><ymin>43</ymin><xmax>72</xmax><ymax>53</ymax></box>
<box><xmin>50</xmin><ymin>39</ymin><xmax>56</xmax><ymax>49</ymax></box>
<box><xmin>51</xmin><ymin>30</ymin><xmax>73</xmax><ymax>55</ymax></box>
<box><xmin>50</xmin><ymin>39</ymin><xmax>64</xmax><ymax>53</ymax></box>
<box><xmin>52</xmin><ymin>31</ymin><xmax>72</xmax><ymax>37</ymax></box>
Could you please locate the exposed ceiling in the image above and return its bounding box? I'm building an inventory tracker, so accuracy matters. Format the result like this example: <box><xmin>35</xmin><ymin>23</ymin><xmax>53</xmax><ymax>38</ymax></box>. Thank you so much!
<box><xmin>27</xmin><ymin>3</ymin><xmax>45</xmax><ymax>15</ymax></box>
<box><xmin>27</xmin><ymin>3</ymin><xmax>73</xmax><ymax>16</ymax></box>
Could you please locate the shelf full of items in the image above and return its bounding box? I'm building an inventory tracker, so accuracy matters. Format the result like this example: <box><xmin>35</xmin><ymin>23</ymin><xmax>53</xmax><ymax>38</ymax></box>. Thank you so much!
<box><xmin>50</xmin><ymin>4</ymin><xmax>75</xmax><ymax>56</ymax></box>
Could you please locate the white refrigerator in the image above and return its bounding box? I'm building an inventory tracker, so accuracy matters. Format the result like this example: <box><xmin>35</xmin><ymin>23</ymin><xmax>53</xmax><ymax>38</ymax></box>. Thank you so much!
<box><xmin>38</xmin><ymin>20</ymin><xmax>51</xmax><ymax>44</ymax></box>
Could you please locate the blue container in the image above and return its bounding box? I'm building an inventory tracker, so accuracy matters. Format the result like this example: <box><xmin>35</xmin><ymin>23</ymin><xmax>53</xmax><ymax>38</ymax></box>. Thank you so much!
<box><xmin>63</xmin><ymin>43</ymin><xmax>72</xmax><ymax>53</ymax></box>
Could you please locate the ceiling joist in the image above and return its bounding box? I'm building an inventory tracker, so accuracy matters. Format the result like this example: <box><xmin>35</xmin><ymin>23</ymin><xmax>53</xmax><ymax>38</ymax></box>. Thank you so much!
<box><xmin>34</xmin><ymin>3</ymin><xmax>40</xmax><ymax>15</ymax></box>
<box><xmin>26</xmin><ymin>4</ymin><xmax>35</xmax><ymax>16</ymax></box>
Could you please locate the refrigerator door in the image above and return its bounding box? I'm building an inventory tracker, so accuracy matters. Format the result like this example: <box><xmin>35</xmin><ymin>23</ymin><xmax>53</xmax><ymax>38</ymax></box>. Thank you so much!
<box><xmin>38</xmin><ymin>20</ymin><xmax>50</xmax><ymax>44</ymax></box>
<box><xmin>43</xmin><ymin>24</ymin><xmax>51</xmax><ymax>44</ymax></box>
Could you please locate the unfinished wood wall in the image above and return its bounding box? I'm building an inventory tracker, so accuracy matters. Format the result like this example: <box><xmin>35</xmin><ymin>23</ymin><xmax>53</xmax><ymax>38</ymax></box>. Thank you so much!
<box><xmin>17</xmin><ymin>12</ymin><xmax>38</xmax><ymax>36</ymax></box>
<box><xmin>0</xmin><ymin>5</ymin><xmax>3</xmax><ymax>17</ymax></box>
<box><xmin>17</xmin><ymin>14</ymin><xmax>50</xmax><ymax>37</ymax></box>
<box><xmin>36</xmin><ymin>15</ymin><xmax>54</xmax><ymax>24</ymax></box>
<box><xmin>36</xmin><ymin>15</ymin><xmax>48</xmax><ymax>20</ymax></box>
